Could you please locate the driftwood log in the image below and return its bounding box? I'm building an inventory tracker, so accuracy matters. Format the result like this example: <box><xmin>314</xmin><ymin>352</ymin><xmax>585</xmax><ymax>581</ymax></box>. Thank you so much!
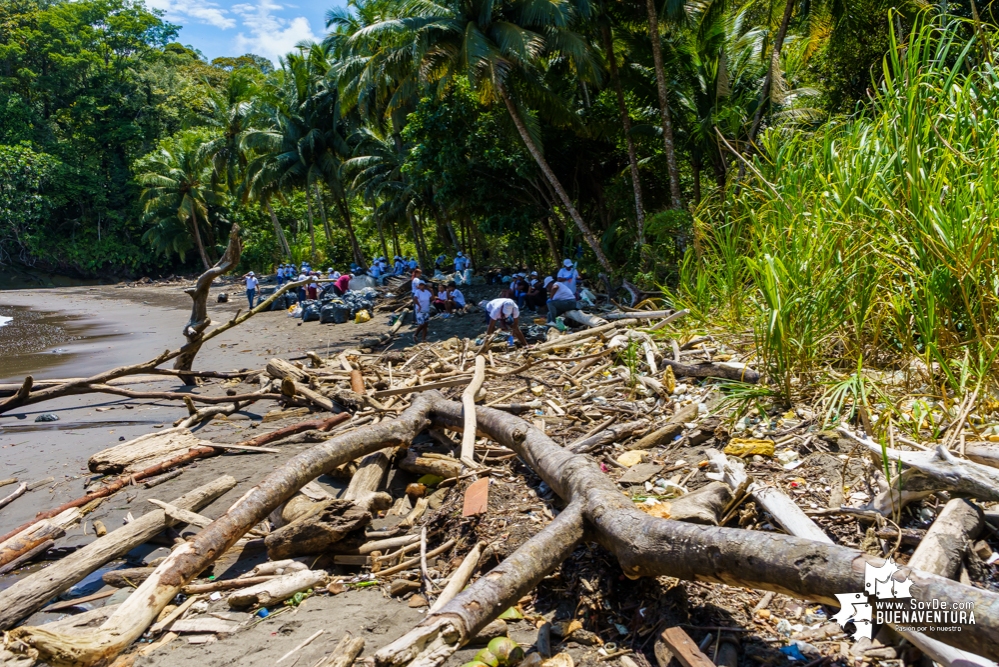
<box><xmin>174</xmin><ymin>225</ymin><xmax>242</xmax><ymax>382</ymax></box>
<box><xmin>0</xmin><ymin>476</ymin><xmax>235</xmax><ymax>630</ymax></box>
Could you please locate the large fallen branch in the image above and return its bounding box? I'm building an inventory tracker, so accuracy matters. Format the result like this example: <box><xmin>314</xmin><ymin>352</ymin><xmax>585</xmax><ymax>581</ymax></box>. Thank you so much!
<box><xmin>7</xmin><ymin>396</ymin><xmax>435</xmax><ymax>666</ymax></box>
<box><xmin>374</xmin><ymin>399</ymin><xmax>999</xmax><ymax>667</ymax></box>
<box><xmin>0</xmin><ymin>476</ymin><xmax>235</xmax><ymax>630</ymax></box>
<box><xmin>839</xmin><ymin>428</ymin><xmax>999</xmax><ymax>502</ymax></box>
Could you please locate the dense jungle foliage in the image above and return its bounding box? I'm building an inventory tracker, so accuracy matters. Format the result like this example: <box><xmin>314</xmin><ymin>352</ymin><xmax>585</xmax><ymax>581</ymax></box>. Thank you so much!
<box><xmin>4</xmin><ymin>0</ymin><xmax>979</xmax><ymax>279</ymax></box>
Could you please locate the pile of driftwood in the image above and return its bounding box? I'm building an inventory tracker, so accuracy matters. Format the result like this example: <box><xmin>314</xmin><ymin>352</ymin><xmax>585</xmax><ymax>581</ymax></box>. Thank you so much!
<box><xmin>0</xmin><ymin>232</ymin><xmax>997</xmax><ymax>667</ymax></box>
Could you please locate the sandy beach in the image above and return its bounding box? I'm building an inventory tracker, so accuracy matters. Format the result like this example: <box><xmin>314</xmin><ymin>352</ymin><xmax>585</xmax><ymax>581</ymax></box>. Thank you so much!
<box><xmin>0</xmin><ymin>278</ymin><xmax>522</xmax><ymax>666</ymax></box>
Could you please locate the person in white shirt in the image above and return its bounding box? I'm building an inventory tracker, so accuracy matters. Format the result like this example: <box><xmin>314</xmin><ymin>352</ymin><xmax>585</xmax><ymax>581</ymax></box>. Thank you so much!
<box><xmin>480</xmin><ymin>296</ymin><xmax>527</xmax><ymax>346</ymax></box>
<box><xmin>412</xmin><ymin>280</ymin><xmax>433</xmax><ymax>342</ymax></box>
<box><xmin>556</xmin><ymin>259</ymin><xmax>580</xmax><ymax>294</ymax></box>
<box><xmin>243</xmin><ymin>271</ymin><xmax>259</xmax><ymax>308</ymax></box>
<box><xmin>547</xmin><ymin>278</ymin><xmax>577</xmax><ymax>324</ymax></box>
<box><xmin>446</xmin><ymin>282</ymin><xmax>466</xmax><ymax>312</ymax></box>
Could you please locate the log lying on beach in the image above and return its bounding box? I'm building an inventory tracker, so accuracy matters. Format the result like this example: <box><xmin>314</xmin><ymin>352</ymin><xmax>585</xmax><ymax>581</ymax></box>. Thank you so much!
<box><xmin>562</xmin><ymin>310</ymin><xmax>608</xmax><ymax>328</ymax></box>
<box><xmin>0</xmin><ymin>509</ymin><xmax>82</xmax><ymax>569</ymax></box>
<box><xmin>659</xmin><ymin>358</ymin><xmax>760</xmax><ymax>383</ymax></box>
<box><xmin>840</xmin><ymin>428</ymin><xmax>999</xmax><ymax>502</ymax></box>
<box><xmin>7</xmin><ymin>396</ymin><xmax>436</xmax><ymax>667</ymax></box>
<box><xmin>227</xmin><ymin>569</ymin><xmax>327</xmax><ymax>609</ymax></box>
<box><xmin>0</xmin><ymin>476</ymin><xmax>235</xmax><ymax>630</ymax></box>
<box><xmin>88</xmin><ymin>427</ymin><xmax>216</xmax><ymax>474</ymax></box>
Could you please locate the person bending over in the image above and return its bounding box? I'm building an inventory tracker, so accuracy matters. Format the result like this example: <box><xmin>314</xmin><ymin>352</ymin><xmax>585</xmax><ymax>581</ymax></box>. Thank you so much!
<box><xmin>332</xmin><ymin>273</ymin><xmax>353</xmax><ymax>297</ymax></box>
<box><xmin>480</xmin><ymin>296</ymin><xmax>528</xmax><ymax>347</ymax></box>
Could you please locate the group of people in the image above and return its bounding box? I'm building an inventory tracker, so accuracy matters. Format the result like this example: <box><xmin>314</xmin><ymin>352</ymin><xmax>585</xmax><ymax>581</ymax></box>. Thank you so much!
<box><xmin>411</xmin><ymin>274</ymin><xmax>468</xmax><ymax>342</ymax></box>
<box><xmin>241</xmin><ymin>263</ymin><xmax>355</xmax><ymax>309</ymax></box>
<box><xmin>408</xmin><ymin>258</ymin><xmax>584</xmax><ymax>347</ymax></box>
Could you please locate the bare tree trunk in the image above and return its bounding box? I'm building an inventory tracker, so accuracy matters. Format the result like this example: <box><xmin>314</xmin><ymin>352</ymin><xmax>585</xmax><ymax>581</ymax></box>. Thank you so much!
<box><xmin>602</xmin><ymin>23</ymin><xmax>645</xmax><ymax>250</ymax></box>
<box><xmin>539</xmin><ymin>217</ymin><xmax>561</xmax><ymax>268</ymax></box>
<box><xmin>737</xmin><ymin>0</ymin><xmax>795</xmax><ymax>182</ymax></box>
<box><xmin>266</xmin><ymin>200</ymin><xmax>291</xmax><ymax>258</ymax></box>
<box><xmin>173</xmin><ymin>225</ymin><xmax>242</xmax><ymax>381</ymax></box>
<box><xmin>408</xmin><ymin>205</ymin><xmax>432</xmax><ymax>272</ymax></box>
<box><xmin>337</xmin><ymin>197</ymin><xmax>367</xmax><ymax>269</ymax></box>
<box><xmin>376</xmin><ymin>218</ymin><xmax>390</xmax><ymax>260</ymax></box>
<box><xmin>314</xmin><ymin>184</ymin><xmax>333</xmax><ymax>242</ymax></box>
<box><xmin>500</xmin><ymin>89</ymin><xmax>614</xmax><ymax>274</ymax></box>
<box><xmin>190</xmin><ymin>208</ymin><xmax>211</xmax><ymax>271</ymax></box>
<box><xmin>305</xmin><ymin>187</ymin><xmax>317</xmax><ymax>260</ymax></box>
<box><xmin>644</xmin><ymin>0</ymin><xmax>684</xmax><ymax>210</ymax></box>
<box><xmin>392</xmin><ymin>217</ymin><xmax>401</xmax><ymax>257</ymax></box>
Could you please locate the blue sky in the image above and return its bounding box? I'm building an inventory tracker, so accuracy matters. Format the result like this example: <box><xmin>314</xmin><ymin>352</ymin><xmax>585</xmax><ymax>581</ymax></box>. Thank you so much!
<box><xmin>148</xmin><ymin>0</ymin><xmax>346</xmax><ymax>63</ymax></box>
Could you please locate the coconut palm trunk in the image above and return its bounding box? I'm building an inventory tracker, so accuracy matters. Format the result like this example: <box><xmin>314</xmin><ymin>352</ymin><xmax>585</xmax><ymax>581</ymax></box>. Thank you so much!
<box><xmin>749</xmin><ymin>0</ymin><xmax>794</xmax><ymax>145</ymax></box>
<box><xmin>305</xmin><ymin>189</ymin><xmax>317</xmax><ymax>260</ymax></box>
<box><xmin>644</xmin><ymin>0</ymin><xmax>684</xmax><ymax>210</ymax></box>
<box><xmin>314</xmin><ymin>184</ymin><xmax>333</xmax><ymax>242</ymax></box>
<box><xmin>335</xmin><ymin>197</ymin><xmax>367</xmax><ymax>268</ymax></box>
<box><xmin>602</xmin><ymin>23</ymin><xmax>646</xmax><ymax>249</ymax></box>
<box><xmin>189</xmin><ymin>207</ymin><xmax>211</xmax><ymax>270</ymax></box>
<box><xmin>499</xmin><ymin>88</ymin><xmax>614</xmax><ymax>274</ymax></box>
<box><xmin>265</xmin><ymin>200</ymin><xmax>292</xmax><ymax>258</ymax></box>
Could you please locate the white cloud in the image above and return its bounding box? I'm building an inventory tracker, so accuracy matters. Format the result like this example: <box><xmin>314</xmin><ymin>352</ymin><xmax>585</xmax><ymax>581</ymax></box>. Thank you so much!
<box><xmin>147</xmin><ymin>0</ymin><xmax>236</xmax><ymax>29</ymax></box>
<box><xmin>232</xmin><ymin>0</ymin><xmax>319</xmax><ymax>63</ymax></box>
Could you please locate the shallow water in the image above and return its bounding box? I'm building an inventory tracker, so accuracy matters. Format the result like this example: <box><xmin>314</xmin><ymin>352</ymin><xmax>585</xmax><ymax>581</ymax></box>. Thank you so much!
<box><xmin>0</xmin><ymin>264</ymin><xmax>105</xmax><ymax>291</ymax></box>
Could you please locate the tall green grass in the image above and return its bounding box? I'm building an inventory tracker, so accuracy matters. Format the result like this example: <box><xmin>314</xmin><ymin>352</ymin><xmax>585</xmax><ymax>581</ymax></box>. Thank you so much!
<box><xmin>676</xmin><ymin>14</ymin><xmax>999</xmax><ymax>406</ymax></box>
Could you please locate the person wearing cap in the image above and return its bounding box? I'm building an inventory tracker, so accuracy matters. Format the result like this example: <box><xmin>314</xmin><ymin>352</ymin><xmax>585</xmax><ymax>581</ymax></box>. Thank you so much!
<box><xmin>445</xmin><ymin>282</ymin><xmax>466</xmax><ymax>314</ymax></box>
<box><xmin>243</xmin><ymin>271</ymin><xmax>259</xmax><ymax>308</ymax></box>
<box><xmin>394</xmin><ymin>256</ymin><xmax>405</xmax><ymax>275</ymax></box>
<box><xmin>332</xmin><ymin>272</ymin><xmax>353</xmax><ymax>297</ymax></box>
<box><xmin>454</xmin><ymin>252</ymin><xmax>467</xmax><ymax>273</ymax></box>
<box><xmin>547</xmin><ymin>276</ymin><xmax>577</xmax><ymax>324</ymax></box>
<box><xmin>413</xmin><ymin>280</ymin><xmax>433</xmax><ymax>342</ymax></box>
<box><xmin>306</xmin><ymin>272</ymin><xmax>320</xmax><ymax>300</ymax></box>
<box><xmin>480</xmin><ymin>296</ymin><xmax>528</xmax><ymax>346</ymax></box>
<box><xmin>275</xmin><ymin>264</ymin><xmax>284</xmax><ymax>287</ymax></box>
<box><xmin>557</xmin><ymin>259</ymin><xmax>581</xmax><ymax>294</ymax></box>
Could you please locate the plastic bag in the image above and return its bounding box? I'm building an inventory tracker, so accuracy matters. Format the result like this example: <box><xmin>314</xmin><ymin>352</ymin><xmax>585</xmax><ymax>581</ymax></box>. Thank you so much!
<box><xmin>354</xmin><ymin>309</ymin><xmax>372</xmax><ymax>323</ymax></box>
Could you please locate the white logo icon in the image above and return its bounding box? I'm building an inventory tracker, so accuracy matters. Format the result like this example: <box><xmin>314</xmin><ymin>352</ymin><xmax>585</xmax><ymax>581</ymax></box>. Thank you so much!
<box><xmin>833</xmin><ymin>559</ymin><xmax>912</xmax><ymax>639</ymax></box>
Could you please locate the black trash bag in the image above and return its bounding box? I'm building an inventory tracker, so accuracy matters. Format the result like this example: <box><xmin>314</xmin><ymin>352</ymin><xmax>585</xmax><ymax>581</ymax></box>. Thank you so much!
<box><xmin>331</xmin><ymin>304</ymin><xmax>350</xmax><ymax>323</ymax></box>
<box><xmin>320</xmin><ymin>304</ymin><xmax>339</xmax><ymax>324</ymax></box>
<box><xmin>301</xmin><ymin>300</ymin><xmax>321</xmax><ymax>322</ymax></box>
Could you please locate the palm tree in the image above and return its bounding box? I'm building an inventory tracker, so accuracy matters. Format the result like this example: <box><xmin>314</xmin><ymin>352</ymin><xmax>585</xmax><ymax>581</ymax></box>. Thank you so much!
<box><xmin>198</xmin><ymin>71</ymin><xmax>294</xmax><ymax>258</ymax></box>
<box><xmin>677</xmin><ymin>0</ymin><xmax>766</xmax><ymax>195</ymax></box>
<box><xmin>358</xmin><ymin>0</ymin><xmax>615</xmax><ymax>273</ymax></box>
<box><xmin>644</xmin><ymin>0</ymin><xmax>685</xmax><ymax>210</ymax></box>
<box><xmin>243</xmin><ymin>48</ymin><xmax>367</xmax><ymax>266</ymax></box>
<box><xmin>139</xmin><ymin>133</ymin><xmax>219</xmax><ymax>270</ymax></box>
<box><xmin>346</xmin><ymin>127</ymin><xmax>432</xmax><ymax>270</ymax></box>
<box><xmin>599</xmin><ymin>17</ymin><xmax>646</xmax><ymax>250</ymax></box>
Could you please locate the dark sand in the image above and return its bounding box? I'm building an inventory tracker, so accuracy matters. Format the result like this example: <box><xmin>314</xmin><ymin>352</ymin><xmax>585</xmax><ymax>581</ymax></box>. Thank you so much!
<box><xmin>0</xmin><ymin>279</ymin><xmax>532</xmax><ymax>666</ymax></box>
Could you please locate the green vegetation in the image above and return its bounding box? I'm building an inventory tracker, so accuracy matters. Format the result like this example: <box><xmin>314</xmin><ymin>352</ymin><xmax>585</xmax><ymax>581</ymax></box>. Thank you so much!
<box><xmin>2</xmin><ymin>0</ymin><xmax>931</xmax><ymax>277</ymax></box>
<box><xmin>3</xmin><ymin>0</ymin><xmax>999</xmax><ymax>413</ymax></box>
